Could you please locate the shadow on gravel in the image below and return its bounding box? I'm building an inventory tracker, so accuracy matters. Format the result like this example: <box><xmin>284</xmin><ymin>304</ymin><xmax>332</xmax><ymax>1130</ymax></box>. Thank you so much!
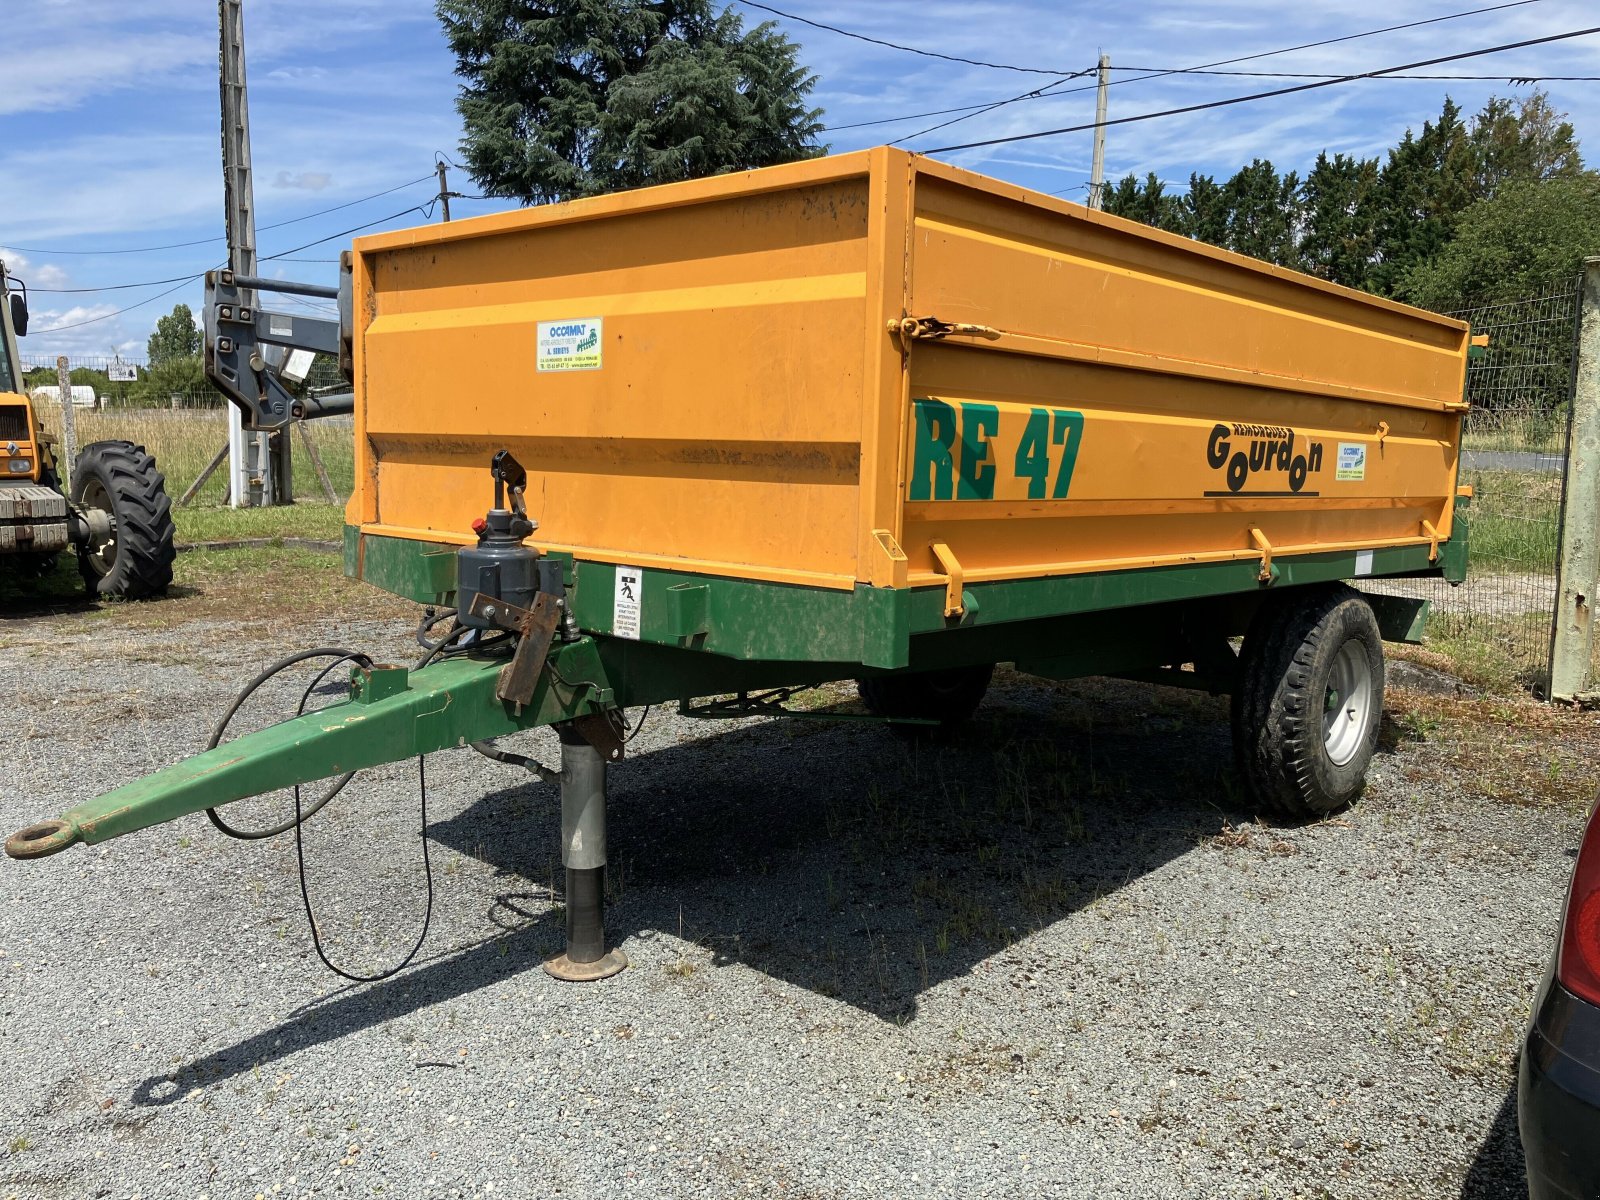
<box><xmin>129</xmin><ymin>898</ymin><xmax>565</xmax><ymax>1109</ymax></box>
<box><xmin>127</xmin><ymin>675</ymin><xmax>1377</xmax><ymax>1107</ymax></box>
<box><xmin>435</xmin><ymin>675</ymin><xmax>1254</xmax><ymax>1023</ymax></box>
<box><xmin>1459</xmin><ymin>1085</ymin><xmax>1527</xmax><ymax>1198</ymax></box>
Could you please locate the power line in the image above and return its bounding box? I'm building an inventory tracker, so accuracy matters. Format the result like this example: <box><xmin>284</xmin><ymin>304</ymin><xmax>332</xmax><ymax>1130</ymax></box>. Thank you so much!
<box><xmin>927</xmin><ymin>24</ymin><xmax>1600</xmax><ymax>153</ymax></box>
<box><xmin>32</xmin><ymin>276</ymin><xmax>209</xmax><ymax>336</ymax></box>
<box><xmin>259</xmin><ymin>204</ymin><xmax>435</xmax><ymax>261</ymax></box>
<box><xmin>731</xmin><ymin>0</ymin><xmax>1091</xmax><ymax>76</ymax></box>
<box><xmin>895</xmin><ymin>0</ymin><xmax>1550</xmax><ymax>144</ymax></box>
<box><xmin>1114</xmin><ymin>67</ymin><xmax>1600</xmax><ymax>81</ymax></box>
<box><xmin>30</xmin><ymin>205</ymin><xmax>435</xmax><ymax>334</ymax></box>
<box><xmin>6</xmin><ymin>173</ymin><xmax>435</xmax><ymax>257</ymax></box>
<box><xmin>822</xmin><ymin>66</ymin><xmax>1598</xmax><ymax>135</ymax></box>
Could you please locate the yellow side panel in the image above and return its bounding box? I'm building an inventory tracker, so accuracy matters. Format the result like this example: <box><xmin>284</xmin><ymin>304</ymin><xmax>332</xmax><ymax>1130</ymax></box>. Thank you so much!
<box><xmin>354</xmin><ymin>175</ymin><xmax>874</xmax><ymax>587</ymax></box>
<box><xmin>895</xmin><ymin>163</ymin><xmax>1466</xmax><ymax>584</ymax></box>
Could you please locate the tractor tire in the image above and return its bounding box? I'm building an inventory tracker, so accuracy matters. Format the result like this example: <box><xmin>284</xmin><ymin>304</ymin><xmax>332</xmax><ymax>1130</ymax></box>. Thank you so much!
<box><xmin>1231</xmin><ymin>584</ymin><xmax>1384</xmax><ymax>819</ymax></box>
<box><xmin>857</xmin><ymin>664</ymin><xmax>994</xmax><ymax>728</ymax></box>
<box><xmin>71</xmin><ymin>440</ymin><xmax>175</xmax><ymax>599</ymax></box>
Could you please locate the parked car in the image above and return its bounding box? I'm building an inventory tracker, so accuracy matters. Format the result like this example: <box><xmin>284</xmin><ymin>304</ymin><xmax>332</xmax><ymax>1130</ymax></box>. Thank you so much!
<box><xmin>1520</xmin><ymin>795</ymin><xmax>1600</xmax><ymax>1199</ymax></box>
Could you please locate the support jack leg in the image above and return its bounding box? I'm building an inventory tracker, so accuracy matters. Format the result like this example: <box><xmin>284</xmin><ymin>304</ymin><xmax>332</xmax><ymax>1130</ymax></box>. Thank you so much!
<box><xmin>543</xmin><ymin>728</ymin><xmax>628</xmax><ymax>982</ymax></box>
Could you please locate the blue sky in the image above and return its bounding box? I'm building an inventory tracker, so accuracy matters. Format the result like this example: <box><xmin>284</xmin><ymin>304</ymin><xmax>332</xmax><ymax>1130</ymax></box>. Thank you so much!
<box><xmin>4</xmin><ymin>0</ymin><xmax>1597</xmax><ymax>360</ymax></box>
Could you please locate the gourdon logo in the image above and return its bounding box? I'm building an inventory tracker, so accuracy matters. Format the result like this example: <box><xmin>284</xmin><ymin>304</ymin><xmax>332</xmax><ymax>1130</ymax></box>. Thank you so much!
<box><xmin>1204</xmin><ymin>423</ymin><xmax>1324</xmax><ymax>496</ymax></box>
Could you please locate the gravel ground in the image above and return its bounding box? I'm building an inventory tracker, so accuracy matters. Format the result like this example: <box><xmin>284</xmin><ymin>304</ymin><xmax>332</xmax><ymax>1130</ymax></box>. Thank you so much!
<box><xmin>1</xmin><ymin>582</ymin><xmax>1594</xmax><ymax>1200</ymax></box>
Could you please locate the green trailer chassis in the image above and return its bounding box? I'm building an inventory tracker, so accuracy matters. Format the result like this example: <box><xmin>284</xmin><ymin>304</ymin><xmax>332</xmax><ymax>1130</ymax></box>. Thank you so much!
<box><xmin>5</xmin><ymin>508</ymin><xmax>1462</xmax><ymax>980</ymax></box>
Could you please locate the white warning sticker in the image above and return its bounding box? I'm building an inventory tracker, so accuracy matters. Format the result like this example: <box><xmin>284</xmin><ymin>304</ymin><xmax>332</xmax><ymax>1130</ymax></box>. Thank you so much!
<box><xmin>1336</xmin><ymin>442</ymin><xmax>1367</xmax><ymax>481</ymax></box>
<box><xmin>537</xmin><ymin>317</ymin><xmax>603</xmax><ymax>372</ymax></box>
<box><xmin>1354</xmin><ymin>549</ymin><xmax>1375</xmax><ymax>577</ymax></box>
<box><xmin>613</xmin><ymin>567</ymin><xmax>642</xmax><ymax>639</ymax></box>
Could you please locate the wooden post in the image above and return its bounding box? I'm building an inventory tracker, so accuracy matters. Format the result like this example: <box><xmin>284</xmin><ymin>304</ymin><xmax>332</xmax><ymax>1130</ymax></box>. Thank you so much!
<box><xmin>1087</xmin><ymin>54</ymin><xmax>1110</xmax><ymax>211</ymax></box>
<box><xmin>1550</xmin><ymin>257</ymin><xmax>1600</xmax><ymax>701</ymax></box>
<box><xmin>177</xmin><ymin>442</ymin><xmax>231</xmax><ymax>509</ymax></box>
<box><xmin>54</xmin><ymin>355</ymin><xmax>77</xmax><ymax>469</ymax></box>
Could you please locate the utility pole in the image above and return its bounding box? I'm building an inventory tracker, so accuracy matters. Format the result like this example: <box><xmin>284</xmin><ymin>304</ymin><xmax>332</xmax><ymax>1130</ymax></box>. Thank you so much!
<box><xmin>436</xmin><ymin>161</ymin><xmax>454</xmax><ymax>223</ymax></box>
<box><xmin>219</xmin><ymin>0</ymin><xmax>289</xmax><ymax>506</ymax></box>
<box><xmin>1088</xmin><ymin>53</ymin><xmax>1111</xmax><ymax>211</ymax></box>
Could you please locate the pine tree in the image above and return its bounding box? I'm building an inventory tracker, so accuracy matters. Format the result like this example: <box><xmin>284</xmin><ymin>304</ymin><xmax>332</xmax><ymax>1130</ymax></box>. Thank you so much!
<box><xmin>438</xmin><ymin>0</ymin><xmax>825</xmax><ymax>203</ymax></box>
<box><xmin>1298</xmin><ymin>153</ymin><xmax>1381</xmax><ymax>289</ymax></box>
<box><xmin>1223</xmin><ymin>159</ymin><xmax>1301</xmax><ymax>268</ymax></box>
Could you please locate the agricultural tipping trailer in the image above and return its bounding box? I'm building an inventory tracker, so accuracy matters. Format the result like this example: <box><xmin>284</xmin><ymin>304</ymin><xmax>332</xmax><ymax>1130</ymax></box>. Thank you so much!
<box><xmin>4</xmin><ymin>149</ymin><xmax>1471</xmax><ymax>982</ymax></box>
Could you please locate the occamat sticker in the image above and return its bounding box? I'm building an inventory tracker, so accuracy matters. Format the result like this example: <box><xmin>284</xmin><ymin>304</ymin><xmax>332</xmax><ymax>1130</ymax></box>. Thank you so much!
<box><xmin>1336</xmin><ymin>442</ymin><xmax>1367</xmax><ymax>481</ymax></box>
<box><xmin>537</xmin><ymin>318</ymin><xmax>603</xmax><ymax>372</ymax></box>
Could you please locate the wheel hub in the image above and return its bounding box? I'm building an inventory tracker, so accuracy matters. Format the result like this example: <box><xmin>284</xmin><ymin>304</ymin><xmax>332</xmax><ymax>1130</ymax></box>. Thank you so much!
<box><xmin>1323</xmin><ymin>641</ymin><xmax>1374</xmax><ymax>767</ymax></box>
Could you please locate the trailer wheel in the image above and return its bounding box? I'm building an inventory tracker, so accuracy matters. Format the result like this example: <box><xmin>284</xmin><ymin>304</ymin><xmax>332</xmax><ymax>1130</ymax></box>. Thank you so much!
<box><xmin>71</xmin><ymin>440</ymin><xmax>176</xmax><ymax>599</ymax></box>
<box><xmin>1232</xmin><ymin>585</ymin><xmax>1384</xmax><ymax>819</ymax></box>
<box><xmin>857</xmin><ymin>664</ymin><xmax>994</xmax><ymax>727</ymax></box>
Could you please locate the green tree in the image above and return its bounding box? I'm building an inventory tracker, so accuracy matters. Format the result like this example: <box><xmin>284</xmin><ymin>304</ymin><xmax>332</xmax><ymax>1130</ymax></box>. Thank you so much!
<box><xmin>1298</xmin><ymin>152</ymin><xmax>1381</xmax><ymax>289</ymax></box>
<box><xmin>1103</xmin><ymin>172</ymin><xmax>1185</xmax><ymax>232</ymax></box>
<box><xmin>437</xmin><ymin>0</ymin><xmax>825</xmax><ymax>204</ymax></box>
<box><xmin>1369</xmin><ymin>98</ymin><xmax>1476</xmax><ymax>295</ymax></box>
<box><xmin>1398</xmin><ymin>173</ymin><xmax>1600</xmax><ymax>310</ymax></box>
<box><xmin>147</xmin><ymin>303</ymin><xmax>201</xmax><ymax>367</ymax></box>
<box><xmin>1467</xmin><ymin>91</ymin><xmax>1584</xmax><ymax>199</ymax></box>
<box><xmin>129</xmin><ymin>355</ymin><xmax>214</xmax><ymax>407</ymax></box>
<box><xmin>1223</xmin><ymin>159</ymin><xmax>1301</xmax><ymax>267</ymax></box>
<box><xmin>1181</xmin><ymin>173</ymin><xmax>1229</xmax><ymax>247</ymax></box>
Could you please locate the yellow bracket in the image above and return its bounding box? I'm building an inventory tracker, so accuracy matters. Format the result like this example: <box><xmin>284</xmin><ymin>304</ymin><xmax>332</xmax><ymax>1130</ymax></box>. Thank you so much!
<box><xmin>930</xmin><ymin>541</ymin><xmax>966</xmax><ymax>618</ymax></box>
<box><xmin>1421</xmin><ymin>520</ymin><xmax>1441</xmax><ymax>563</ymax></box>
<box><xmin>1375</xmin><ymin>420</ymin><xmax>1390</xmax><ymax>448</ymax></box>
<box><xmin>1249</xmin><ymin>526</ymin><xmax>1274</xmax><ymax>584</ymax></box>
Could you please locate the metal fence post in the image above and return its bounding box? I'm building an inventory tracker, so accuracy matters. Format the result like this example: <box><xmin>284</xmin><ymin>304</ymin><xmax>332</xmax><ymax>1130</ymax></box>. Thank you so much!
<box><xmin>1550</xmin><ymin>257</ymin><xmax>1600</xmax><ymax>702</ymax></box>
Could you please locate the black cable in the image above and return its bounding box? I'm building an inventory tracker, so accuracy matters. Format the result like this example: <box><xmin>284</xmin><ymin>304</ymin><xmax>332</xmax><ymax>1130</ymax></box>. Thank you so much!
<box><xmin>731</xmin><ymin>0</ymin><xmax>1090</xmax><ymax>76</ymax></box>
<box><xmin>26</xmin><ymin>205</ymin><xmax>431</xmax><ymax>328</ymax></box>
<box><xmin>415</xmin><ymin>607</ymin><xmax>455</xmax><ymax>652</ymax></box>
<box><xmin>30</xmin><ymin>275</ymin><xmax>209</xmax><ymax>336</ymax></box>
<box><xmin>202</xmin><ymin>644</ymin><xmax>434</xmax><ymax>982</ymax></box>
<box><xmin>8</xmin><ymin>174</ymin><xmax>435</xmax><ymax>256</ymax></box>
<box><xmin>1113</xmin><ymin>67</ymin><xmax>1600</xmax><ymax>81</ymax></box>
<box><xmin>927</xmin><ymin>24</ymin><xmax>1600</xmax><ymax>153</ymax></box>
<box><xmin>624</xmin><ymin>706</ymin><xmax>652</xmax><ymax>743</ymax></box>
<box><xmin>204</xmin><ymin>648</ymin><xmax>373</xmax><ymax>839</ymax></box>
<box><xmin>884</xmin><ymin>0</ymin><xmax>1551</xmax><ymax>144</ymax></box>
<box><xmin>294</xmin><ymin>750</ymin><xmax>433</xmax><ymax>984</ymax></box>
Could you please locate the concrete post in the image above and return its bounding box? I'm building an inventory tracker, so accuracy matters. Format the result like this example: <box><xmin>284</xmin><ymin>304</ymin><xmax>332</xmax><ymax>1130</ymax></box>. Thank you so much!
<box><xmin>1550</xmin><ymin>257</ymin><xmax>1600</xmax><ymax>701</ymax></box>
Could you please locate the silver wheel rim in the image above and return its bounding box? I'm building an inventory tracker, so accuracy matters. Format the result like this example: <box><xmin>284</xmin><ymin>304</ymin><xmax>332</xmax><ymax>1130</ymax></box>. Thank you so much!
<box><xmin>1323</xmin><ymin>640</ymin><xmax>1374</xmax><ymax>766</ymax></box>
<box><xmin>78</xmin><ymin>479</ymin><xmax>117</xmax><ymax>579</ymax></box>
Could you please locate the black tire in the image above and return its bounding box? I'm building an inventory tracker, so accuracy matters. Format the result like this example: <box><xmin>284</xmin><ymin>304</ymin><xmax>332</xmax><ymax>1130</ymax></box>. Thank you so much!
<box><xmin>1231</xmin><ymin>584</ymin><xmax>1384</xmax><ymax>819</ymax></box>
<box><xmin>857</xmin><ymin>664</ymin><xmax>994</xmax><ymax>727</ymax></box>
<box><xmin>70</xmin><ymin>440</ymin><xmax>175</xmax><ymax>599</ymax></box>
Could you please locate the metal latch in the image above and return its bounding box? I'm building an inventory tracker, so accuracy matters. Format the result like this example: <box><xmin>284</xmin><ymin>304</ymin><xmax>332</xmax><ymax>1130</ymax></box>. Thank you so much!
<box><xmin>889</xmin><ymin>316</ymin><xmax>1003</xmax><ymax>352</ymax></box>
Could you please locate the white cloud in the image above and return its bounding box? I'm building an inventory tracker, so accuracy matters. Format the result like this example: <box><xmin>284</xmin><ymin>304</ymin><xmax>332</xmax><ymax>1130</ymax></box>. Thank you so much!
<box><xmin>272</xmin><ymin>171</ymin><xmax>334</xmax><ymax>191</ymax></box>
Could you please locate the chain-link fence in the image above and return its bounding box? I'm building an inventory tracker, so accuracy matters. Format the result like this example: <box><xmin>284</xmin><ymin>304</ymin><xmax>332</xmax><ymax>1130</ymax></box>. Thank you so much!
<box><xmin>1368</xmin><ymin>274</ymin><xmax>1585</xmax><ymax>692</ymax></box>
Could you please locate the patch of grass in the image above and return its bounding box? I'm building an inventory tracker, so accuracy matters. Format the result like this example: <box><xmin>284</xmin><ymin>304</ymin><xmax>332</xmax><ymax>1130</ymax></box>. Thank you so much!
<box><xmin>1460</xmin><ymin>468</ymin><xmax>1561</xmax><ymax>572</ymax></box>
<box><xmin>8</xmin><ymin>1135</ymin><xmax>29</xmax><ymax>1153</ymax></box>
<box><xmin>1383</xmin><ymin>687</ymin><xmax>1600</xmax><ymax>815</ymax></box>
<box><xmin>174</xmin><ymin>500</ymin><xmax>345</xmax><ymax>545</ymax></box>
<box><xmin>37</xmin><ymin>407</ymin><xmax>353</xmax><ymax>506</ymax></box>
<box><xmin>0</xmin><ymin>542</ymin><xmax>412</xmax><ymax>629</ymax></box>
